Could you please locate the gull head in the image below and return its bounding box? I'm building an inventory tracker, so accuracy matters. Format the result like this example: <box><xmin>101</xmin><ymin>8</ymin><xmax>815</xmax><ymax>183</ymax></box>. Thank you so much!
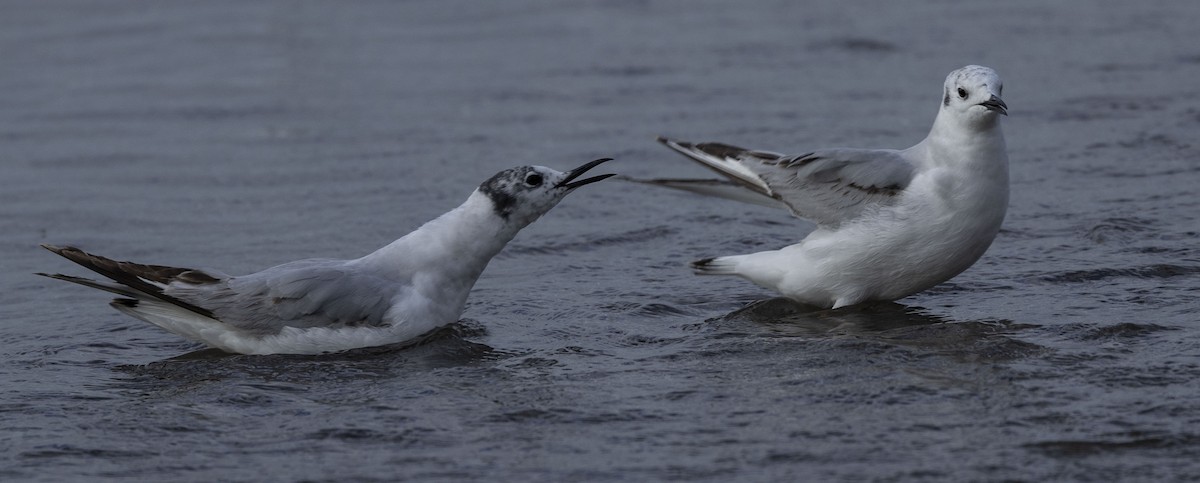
<box><xmin>941</xmin><ymin>65</ymin><xmax>1007</xmax><ymax>128</ymax></box>
<box><xmin>478</xmin><ymin>158</ymin><xmax>615</xmax><ymax>226</ymax></box>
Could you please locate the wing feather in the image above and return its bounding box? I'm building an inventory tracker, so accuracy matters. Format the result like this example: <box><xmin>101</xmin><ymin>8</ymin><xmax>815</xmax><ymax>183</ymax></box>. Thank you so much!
<box><xmin>40</xmin><ymin>244</ymin><xmax>221</xmax><ymax>317</ymax></box>
<box><xmin>656</xmin><ymin>137</ymin><xmax>917</xmax><ymax>227</ymax></box>
<box><xmin>41</xmin><ymin>245</ymin><xmax>400</xmax><ymax>336</ymax></box>
<box><xmin>180</xmin><ymin>259</ymin><xmax>399</xmax><ymax>335</ymax></box>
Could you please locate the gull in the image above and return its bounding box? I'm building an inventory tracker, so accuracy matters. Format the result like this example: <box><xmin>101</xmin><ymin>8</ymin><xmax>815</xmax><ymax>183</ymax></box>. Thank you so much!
<box><xmin>38</xmin><ymin>158</ymin><xmax>615</xmax><ymax>355</ymax></box>
<box><xmin>648</xmin><ymin>65</ymin><xmax>1009</xmax><ymax>309</ymax></box>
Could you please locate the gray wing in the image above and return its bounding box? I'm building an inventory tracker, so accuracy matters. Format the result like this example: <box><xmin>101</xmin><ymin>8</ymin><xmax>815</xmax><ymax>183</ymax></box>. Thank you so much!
<box><xmin>618</xmin><ymin>176</ymin><xmax>791</xmax><ymax>211</ymax></box>
<box><xmin>169</xmin><ymin>258</ymin><xmax>401</xmax><ymax>335</ymax></box>
<box><xmin>657</xmin><ymin>137</ymin><xmax>917</xmax><ymax>228</ymax></box>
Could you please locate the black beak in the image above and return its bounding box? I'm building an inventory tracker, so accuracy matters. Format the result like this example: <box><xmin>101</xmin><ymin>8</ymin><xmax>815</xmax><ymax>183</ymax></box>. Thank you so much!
<box><xmin>556</xmin><ymin>158</ymin><xmax>616</xmax><ymax>189</ymax></box>
<box><xmin>979</xmin><ymin>94</ymin><xmax>1008</xmax><ymax>115</ymax></box>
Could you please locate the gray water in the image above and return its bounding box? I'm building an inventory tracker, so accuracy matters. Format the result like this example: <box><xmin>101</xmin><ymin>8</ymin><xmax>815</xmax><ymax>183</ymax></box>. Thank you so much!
<box><xmin>3</xmin><ymin>1</ymin><xmax>1199</xmax><ymax>481</ymax></box>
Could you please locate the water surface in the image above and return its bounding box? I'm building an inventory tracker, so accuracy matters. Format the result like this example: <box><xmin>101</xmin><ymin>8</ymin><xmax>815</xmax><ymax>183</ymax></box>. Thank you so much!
<box><xmin>2</xmin><ymin>1</ymin><xmax>1199</xmax><ymax>481</ymax></box>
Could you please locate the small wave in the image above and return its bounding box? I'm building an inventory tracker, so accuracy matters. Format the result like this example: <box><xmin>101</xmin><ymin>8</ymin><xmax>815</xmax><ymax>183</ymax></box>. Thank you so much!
<box><xmin>614</xmin><ymin>333</ymin><xmax>686</xmax><ymax>348</ymax></box>
<box><xmin>630</xmin><ymin>302</ymin><xmax>695</xmax><ymax>318</ymax></box>
<box><xmin>21</xmin><ymin>444</ymin><xmax>151</xmax><ymax>459</ymax></box>
<box><xmin>483</xmin><ymin>408</ymin><xmax>572</xmax><ymax>423</ymax></box>
<box><xmin>551</xmin><ymin>345</ymin><xmax>610</xmax><ymax>357</ymax></box>
<box><xmin>309</xmin><ymin>427</ymin><xmax>388</xmax><ymax>441</ymax></box>
<box><xmin>1085</xmin><ymin>217</ymin><xmax>1156</xmax><ymax>244</ymax></box>
<box><xmin>810</xmin><ymin>37</ymin><xmax>899</xmax><ymax>53</ymax></box>
<box><xmin>502</xmin><ymin>226</ymin><xmax>677</xmax><ymax>256</ymax></box>
<box><xmin>1026</xmin><ymin>431</ymin><xmax>1198</xmax><ymax>457</ymax></box>
<box><xmin>1048</xmin><ymin>96</ymin><xmax>1168</xmax><ymax>122</ymax></box>
<box><xmin>504</xmin><ymin>356</ymin><xmax>559</xmax><ymax>369</ymax></box>
<box><xmin>1039</xmin><ymin>264</ymin><xmax>1200</xmax><ymax>283</ymax></box>
<box><xmin>588</xmin><ymin>300</ymin><xmax>700</xmax><ymax>319</ymax></box>
<box><xmin>584</xmin><ymin>65</ymin><xmax>669</xmax><ymax>78</ymax></box>
<box><xmin>307</xmin><ymin>427</ymin><xmax>433</xmax><ymax>445</ymax></box>
<box><xmin>483</xmin><ymin>407</ymin><xmax>664</xmax><ymax>424</ymax></box>
<box><xmin>1079</xmin><ymin>322</ymin><xmax>1175</xmax><ymax>340</ymax></box>
<box><xmin>31</xmin><ymin>105</ymin><xmax>288</xmax><ymax>123</ymax></box>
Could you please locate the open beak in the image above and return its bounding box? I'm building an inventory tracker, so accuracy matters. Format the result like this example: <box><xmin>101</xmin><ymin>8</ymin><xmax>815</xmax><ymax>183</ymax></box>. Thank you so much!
<box><xmin>556</xmin><ymin>157</ymin><xmax>616</xmax><ymax>189</ymax></box>
<box><xmin>979</xmin><ymin>94</ymin><xmax>1008</xmax><ymax>115</ymax></box>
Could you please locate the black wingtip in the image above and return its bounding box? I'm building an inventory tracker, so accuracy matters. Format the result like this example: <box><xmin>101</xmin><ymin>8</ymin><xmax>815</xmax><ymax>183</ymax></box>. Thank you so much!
<box><xmin>691</xmin><ymin>257</ymin><xmax>715</xmax><ymax>269</ymax></box>
<box><xmin>40</xmin><ymin>244</ymin><xmax>67</xmax><ymax>254</ymax></box>
<box><xmin>657</xmin><ymin>136</ymin><xmax>701</xmax><ymax>155</ymax></box>
<box><xmin>37</xmin><ymin>244</ymin><xmax>219</xmax><ymax>318</ymax></box>
<box><xmin>34</xmin><ymin>272</ymin><xmax>82</xmax><ymax>282</ymax></box>
<box><xmin>110</xmin><ymin>298</ymin><xmax>139</xmax><ymax>308</ymax></box>
<box><xmin>40</xmin><ymin>244</ymin><xmax>88</xmax><ymax>261</ymax></box>
<box><xmin>657</xmin><ymin>136</ymin><xmax>690</xmax><ymax>148</ymax></box>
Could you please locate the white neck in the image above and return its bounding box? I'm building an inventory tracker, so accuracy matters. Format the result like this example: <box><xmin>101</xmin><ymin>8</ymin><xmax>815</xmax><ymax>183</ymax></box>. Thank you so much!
<box><xmin>357</xmin><ymin>190</ymin><xmax>519</xmax><ymax>285</ymax></box>
<box><xmin>917</xmin><ymin>108</ymin><xmax>1007</xmax><ymax>173</ymax></box>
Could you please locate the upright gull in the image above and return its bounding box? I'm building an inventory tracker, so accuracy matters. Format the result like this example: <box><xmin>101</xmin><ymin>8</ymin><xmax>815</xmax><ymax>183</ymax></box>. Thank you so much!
<box><xmin>39</xmin><ymin>158</ymin><xmax>615</xmax><ymax>354</ymax></box>
<box><xmin>649</xmin><ymin>65</ymin><xmax>1009</xmax><ymax>308</ymax></box>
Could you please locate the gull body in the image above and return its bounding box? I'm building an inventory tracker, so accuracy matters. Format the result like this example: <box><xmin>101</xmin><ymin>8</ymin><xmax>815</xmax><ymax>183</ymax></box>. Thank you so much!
<box><xmin>39</xmin><ymin>159</ymin><xmax>614</xmax><ymax>355</ymax></box>
<box><xmin>652</xmin><ymin>65</ymin><xmax>1009</xmax><ymax>308</ymax></box>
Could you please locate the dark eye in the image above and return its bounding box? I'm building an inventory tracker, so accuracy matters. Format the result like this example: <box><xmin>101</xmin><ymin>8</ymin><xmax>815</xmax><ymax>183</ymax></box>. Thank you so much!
<box><xmin>956</xmin><ymin>87</ymin><xmax>968</xmax><ymax>99</ymax></box>
<box><xmin>524</xmin><ymin>173</ymin><xmax>543</xmax><ymax>187</ymax></box>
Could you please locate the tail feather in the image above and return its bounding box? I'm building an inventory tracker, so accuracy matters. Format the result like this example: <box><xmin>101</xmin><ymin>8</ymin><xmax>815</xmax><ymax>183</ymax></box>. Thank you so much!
<box><xmin>690</xmin><ymin>256</ymin><xmax>739</xmax><ymax>275</ymax></box>
<box><xmin>39</xmin><ymin>244</ymin><xmax>218</xmax><ymax>318</ymax></box>
<box><xmin>36</xmin><ymin>272</ymin><xmax>141</xmax><ymax>298</ymax></box>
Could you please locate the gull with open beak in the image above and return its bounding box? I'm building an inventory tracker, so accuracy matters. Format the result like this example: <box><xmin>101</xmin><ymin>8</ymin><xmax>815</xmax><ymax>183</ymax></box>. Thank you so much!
<box><xmin>39</xmin><ymin>158</ymin><xmax>616</xmax><ymax>354</ymax></box>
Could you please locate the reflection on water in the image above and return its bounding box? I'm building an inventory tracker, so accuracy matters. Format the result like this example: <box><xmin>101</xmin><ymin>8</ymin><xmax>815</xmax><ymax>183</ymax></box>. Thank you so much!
<box><xmin>722</xmin><ymin>298</ymin><xmax>949</xmax><ymax>336</ymax></box>
<box><xmin>701</xmin><ymin>297</ymin><xmax>1043</xmax><ymax>363</ymax></box>
<box><xmin>117</xmin><ymin>322</ymin><xmax>498</xmax><ymax>385</ymax></box>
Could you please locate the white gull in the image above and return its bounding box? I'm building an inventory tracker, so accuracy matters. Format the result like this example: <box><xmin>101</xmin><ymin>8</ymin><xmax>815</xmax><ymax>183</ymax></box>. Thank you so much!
<box><xmin>648</xmin><ymin>65</ymin><xmax>1009</xmax><ymax>308</ymax></box>
<box><xmin>39</xmin><ymin>158</ymin><xmax>615</xmax><ymax>354</ymax></box>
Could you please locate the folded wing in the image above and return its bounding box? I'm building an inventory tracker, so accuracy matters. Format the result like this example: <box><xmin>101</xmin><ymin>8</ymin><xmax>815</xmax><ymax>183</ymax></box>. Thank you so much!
<box><xmin>39</xmin><ymin>245</ymin><xmax>399</xmax><ymax>336</ymax></box>
<box><xmin>197</xmin><ymin>260</ymin><xmax>398</xmax><ymax>335</ymax></box>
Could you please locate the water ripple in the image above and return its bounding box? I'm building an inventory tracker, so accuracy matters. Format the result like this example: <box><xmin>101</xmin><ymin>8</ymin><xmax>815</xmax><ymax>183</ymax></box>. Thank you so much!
<box><xmin>1038</xmin><ymin>264</ymin><xmax>1200</xmax><ymax>283</ymax></box>
<box><xmin>501</xmin><ymin>226</ymin><xmax>677</xmax><ymax>257</ymax></box>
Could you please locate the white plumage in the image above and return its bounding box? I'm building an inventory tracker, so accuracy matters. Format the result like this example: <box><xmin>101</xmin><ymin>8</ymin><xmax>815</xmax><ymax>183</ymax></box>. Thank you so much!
<box><xmin>649</xmin><ymin>65</ymin><xmax>1009</xmax><ymax>308</ymax></box>
<box><xmin>39</xmin><ymin>159</ymin><xmax>614</xmax><ymax>354</ymax></box>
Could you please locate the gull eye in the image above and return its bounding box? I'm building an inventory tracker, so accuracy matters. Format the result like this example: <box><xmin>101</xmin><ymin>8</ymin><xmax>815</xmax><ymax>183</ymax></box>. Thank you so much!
<box><xmin>956</xmin><ymin>87</ymin><xmax>968</xmax><ymax>99</ymax></box>
<box><xmin>524</xmin><ymin>173</ymin><xmax>543</xmax><ymax>187</ymax></box>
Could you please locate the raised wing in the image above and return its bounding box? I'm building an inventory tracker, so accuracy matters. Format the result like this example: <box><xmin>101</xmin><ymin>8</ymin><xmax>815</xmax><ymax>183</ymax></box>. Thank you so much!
<box><xmin>657</xmin><ymin>137</ymin><xmax>917</xmax><ymax>228</ymax></box>
<box><xmin>621</xmin><ymin>177</ymin><xmax>791</xmax><ymax>211</ymax></box>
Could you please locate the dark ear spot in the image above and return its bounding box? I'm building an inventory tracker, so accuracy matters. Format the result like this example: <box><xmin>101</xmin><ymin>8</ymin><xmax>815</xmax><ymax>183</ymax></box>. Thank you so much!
<box><xmin>490</xmin><ymin>193</ymin><xmax>515</xmax><ymax>218</ymax></box>
<box><xmin>479</xmin><ymin>169</ymin><xmax>519</xmax><ymax>219</ymax></box>
<box><xmin>943</xmin><ymin>88</ymin><xmax>951</xmax><ymax>107</ymax></box>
